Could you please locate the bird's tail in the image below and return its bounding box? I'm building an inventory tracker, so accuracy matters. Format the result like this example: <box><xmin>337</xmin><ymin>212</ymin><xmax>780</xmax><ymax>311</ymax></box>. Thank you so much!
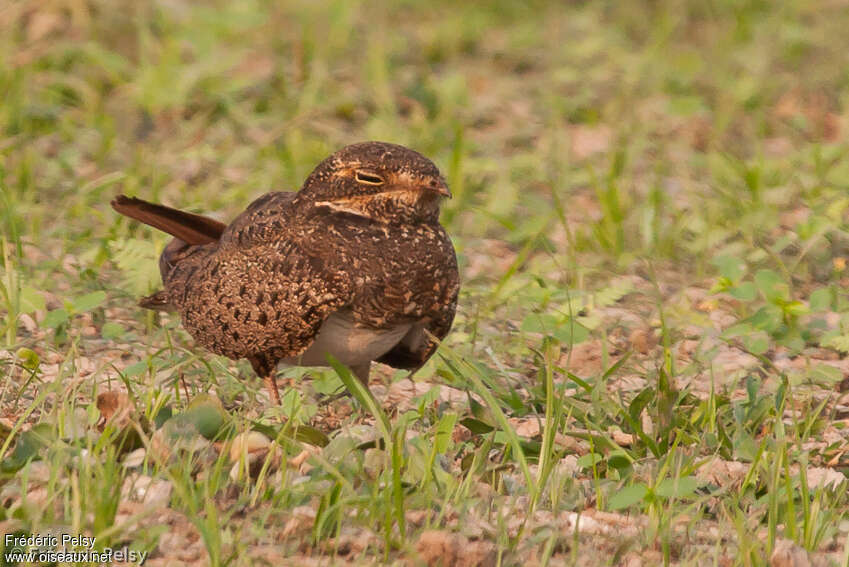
<box><xmin>111</xmin><ymin>195</ymin><xmax>226</xmax><ymax>245</ymax></box>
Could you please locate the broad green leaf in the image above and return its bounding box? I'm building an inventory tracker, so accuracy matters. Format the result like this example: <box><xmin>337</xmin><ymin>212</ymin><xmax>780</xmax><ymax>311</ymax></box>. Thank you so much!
<box><xmin>468</xmin><ymin>396</ymin><xmax>497</xmax><ymax>426</ymax></box>
<box><xmin>743</xmin><ymin>332</ymin><xmax>770</xmax><ymax>355</ymax></box>
<box><xmin>522</xmin><ymin>310</ymin><xmax>593</xmax><ymax>343</ymax></box>
<box><xmin>43</xmin><ymin>308</ymin><xmax>69</xmax><ymax>329</ymax></box>
<box><xmin>777</xmin><ymin>333</ymin><xmax>805</xmax><ymax>354</ymax></box>
<box><xmin>754</xmin><ymin>269</ymin><xmax>786</xmax><ymax>302</ymax></box>
<box><xmin>783</xmin><ymin>301</ymin><xmax>808</xmax><ymax>317</ymax></box>
<box><xmin>71</xmin><ymin>291</ymin><xmax>106</xmax><ymax>313</ymax></box>
<box><xmin>728</xmin><ymin>282</ymin><xmax>757</xmax><ymax>301</ymax></box>
<box><xmin>101</xmin><ymin>322</ymin><xmax>125</xmax><ymax>339</ymax></box>
<box><xmin>770</xmin><ymin>234</ymin><xmax>794</xmax><ymax>254</ymax></box>
<box><xmin>157</xmin><ymin>418</ymin><xmax>209</xmax><ymax>451</ymax></box>
<box><xmin>16</xmin><ymin>348</ymin><xmax>39</xmax><ymax>370</ymax></box>
<box><xmin>722</xmin><ymin>322</ymin><xmax>754</xmax><ymax>338</ymax></box>
<box><xmin>745</xmin><ymin>375</ymin><xmax>760</xmax><ymax>403</ymax></box>
<box><xmin>153</xmin><ymin>406</ymin><xmax>173</xmax><ymax>429</ymax></box>
<box><xmin>808</xmin><ymin>364</ymin><xmax>842</xmax><ymax>385</ymax></box>
<box><xmin>607</xmin><ymin>451</ymin><xmax>633</xmax><ymax>472</ymax></box>
<box><xmin>608</xmin><ymin>483</ymin><xmax>648</xmax><ymax>510</ymax></box>
<box><xmin>746</xmin><ymin>306</ymin><xmax>783</xmax><ymax>333</ymax></box>
<box><xmin>710</xmin><ymin>276</ymin><xmax>733</xmax><ymax>294</ymax></box>
<box><xmin>554</xmin><ymin>319</ymin><xmax>590</xmax><ymax>344</ymax></box>
<box><xmin>734</xmin><ymin>433</ymin><xmax>759</xmax><ymax>461</ymax></box>
<box><xmin>312</xmin><ymin>370</ymin><xmax>345</xmax><ymax>395</ymax></box>
<box><xmin>123</xmin><ymin>360</ymin><xmax>149</xmax><ymax>377</ymax></box>
<box><xmin>655</xmin><ymin>476</ymin><xmax>701</xmax><ymax>498</ymax></box>
<box><xmin>576</xmin><ymin>452</ymin><xmax>603</xmax><ymax>469</ymax></box>
<box><xmin>321</xmin><ymin>433</ymin><xmax>362</xmax><ymax>461</ymax></box>
<box><xmin>180</xmin><ymin>394</ymin><xmax>230</xmax><ymax>439</ymax></box>
<box><xmin>712</xmin><ymin>255</ymin><xmax>744</xmax><ymax>281</ymax></box>
<box><xmin>18</xmin><ymin>286</ymin><xmax>45</xmax><ymax>313</ymax></box>
<box><xmin>808</xmin><ymin>287</ymin><xmax>832</xmax><ymax>312</ymax></box>
<box><xmin>0</xmin><ymin>423</ymin><xmax>55</xmax><ymax>474</ymax></box>
<box><xmin>459</xmin><ymin>417</ymin><xmax>493</xmax><ymax>435</ymax></box>
<box><xmin>255</xmin><ymin>419</ymin><xmax>329</xmax><ymax>447</ymax></box>
<box><xmin>279</xmin><ymin>388</ymin><xmax>319</xmax><ymax>422</ymax></box>
<box><xmin>521</xmin><ymin>313</ymin><xmax>560</xmax><ymax>333</ymax></box>
<box><xmin>822</xmin><ymin>334</ymin><xmax>849</xmax><ymax>353</ymax></box>
<box><xmin>292</xmin><ymin>425</ymin><xmax>330</xmax><ymax>447</ymax></box>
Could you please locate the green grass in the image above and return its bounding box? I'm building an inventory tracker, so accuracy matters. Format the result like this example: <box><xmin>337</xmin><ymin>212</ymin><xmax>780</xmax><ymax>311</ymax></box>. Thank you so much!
<box><xmin>3</xmin><ymin>0</ymin><xmax>849</xmax><ymax>565</ymax></box>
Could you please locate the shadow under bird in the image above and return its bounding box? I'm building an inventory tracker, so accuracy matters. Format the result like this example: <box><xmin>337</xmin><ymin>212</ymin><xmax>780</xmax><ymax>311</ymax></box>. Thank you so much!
<box><xmin>111</xmin><ymin>141</ymin><xmax>460</xmax><ymax>403</ymax></box>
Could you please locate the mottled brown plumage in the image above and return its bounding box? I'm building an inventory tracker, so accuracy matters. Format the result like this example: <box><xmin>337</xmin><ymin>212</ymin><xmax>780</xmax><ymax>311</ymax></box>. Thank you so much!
<box><xmin>112</xmin><ymin>142</ymin><xmax>459</xmax><ymax>403</ymax></box>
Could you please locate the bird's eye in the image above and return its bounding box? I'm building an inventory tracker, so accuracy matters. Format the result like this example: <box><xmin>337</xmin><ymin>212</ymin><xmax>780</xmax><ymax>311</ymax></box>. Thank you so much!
<box><xmin>355</xmin><ymin>170</ymin><xmax>385</xmax><ymax>185</ymax></box>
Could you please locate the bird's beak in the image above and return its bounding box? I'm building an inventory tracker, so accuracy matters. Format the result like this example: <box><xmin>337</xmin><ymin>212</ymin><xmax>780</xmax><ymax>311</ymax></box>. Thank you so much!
<box><xmin>424</xmin><ymin>179</ymin><xmax>452</xmax><ymax>198</ymax></box>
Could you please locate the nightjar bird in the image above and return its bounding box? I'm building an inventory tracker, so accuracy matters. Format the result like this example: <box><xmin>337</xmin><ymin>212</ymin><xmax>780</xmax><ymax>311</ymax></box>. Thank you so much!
<box><xmin>112</xmin><ymin>141</ymin><xmax>460</xmax><ymax>404</ymax></box>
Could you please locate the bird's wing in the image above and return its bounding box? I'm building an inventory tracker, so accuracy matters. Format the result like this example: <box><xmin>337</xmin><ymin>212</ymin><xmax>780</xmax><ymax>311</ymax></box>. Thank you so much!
<box><xmin>113</xmin><ymin>191</ymin><xmax>352</xmax><ymax>361</ymax></box>
<box><xmin>167</xmin><ymin>218</ymin><xmax>353</xmax><ymax>362</ymax></box>
<box><xmin>218</xmin><ymin>192</ymin><xmax>297</xmax><ymax>250</ymax></box>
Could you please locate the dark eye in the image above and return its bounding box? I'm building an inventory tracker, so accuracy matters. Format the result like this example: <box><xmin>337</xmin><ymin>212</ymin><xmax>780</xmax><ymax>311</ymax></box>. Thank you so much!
<box><xmin>355</xmin><ymin>170</ymin><xmax>385</xmax><ymax>185</ymax></box>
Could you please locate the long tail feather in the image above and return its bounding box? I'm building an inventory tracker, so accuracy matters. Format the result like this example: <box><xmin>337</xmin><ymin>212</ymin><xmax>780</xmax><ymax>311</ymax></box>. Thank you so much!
<box><xmin>111</xmin><ymin>195</ymin><xmax>226</xmax><ymax>245</ymax></box>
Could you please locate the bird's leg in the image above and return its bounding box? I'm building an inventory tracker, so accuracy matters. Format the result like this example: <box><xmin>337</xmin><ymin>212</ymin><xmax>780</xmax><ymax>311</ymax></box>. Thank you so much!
<box><xmin>264</xmin><ymin>374</ymin><xmax>281</xmax><ymax>405</ymax></box>
<box><xmin>248</xmin><ymin>355</ymin><xmax>281</xmax><ymax>405</ymax></box>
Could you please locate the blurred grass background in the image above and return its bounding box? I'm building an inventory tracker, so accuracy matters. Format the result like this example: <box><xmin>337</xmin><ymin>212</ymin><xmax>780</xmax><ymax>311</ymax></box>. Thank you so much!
<box><xmin>4</xmin><ymin>0</ymin><xmax>848</xmax><ymax>270</ymax></box>
<box><xmin>4</xmin><ymin>0</ymin><xmax>849</xmax><ymax>564</ymax></box>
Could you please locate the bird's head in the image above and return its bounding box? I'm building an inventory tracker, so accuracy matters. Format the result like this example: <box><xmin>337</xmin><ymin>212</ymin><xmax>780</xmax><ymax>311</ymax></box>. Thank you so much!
<box><xmin>297</xmin><ymin>141</ymin><xmax>451</xmax><ymax>224</ymax></box>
